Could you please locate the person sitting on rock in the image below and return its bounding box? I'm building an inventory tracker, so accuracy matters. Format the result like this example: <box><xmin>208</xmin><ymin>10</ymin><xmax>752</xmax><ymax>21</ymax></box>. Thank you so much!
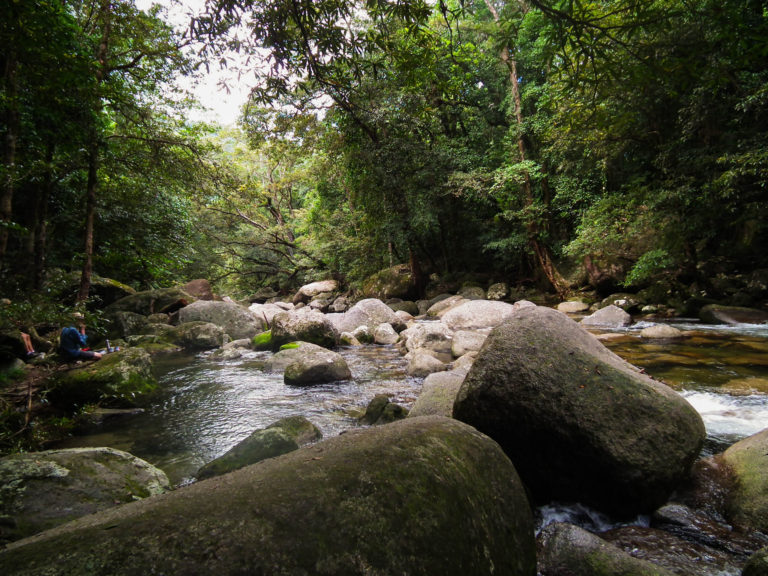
<box><xmin>58</xmin><ymin>315</ymin><xmax>102</xmax><ymax>361</ymax></box>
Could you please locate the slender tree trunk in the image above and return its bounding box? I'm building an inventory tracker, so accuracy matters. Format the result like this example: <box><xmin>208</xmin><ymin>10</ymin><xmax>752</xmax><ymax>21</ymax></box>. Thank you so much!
<box><xmin>1</xmin><ymin>48</ymin><xmax>19</xmax><ymax>263</ymax></box>
<box><xmin>32</xmin><ymin>145</ymin><xmax>54</xmax><ymax>289</ymax></box>
<box><xmin>77</xmin><ymin>0</ymin><xmax>111</xmax><ymax>303</ymax></box>
<box><xmin>484</xmin><ymin>0</ymin><xmax>568</xmax><ymax>296</ymax></box>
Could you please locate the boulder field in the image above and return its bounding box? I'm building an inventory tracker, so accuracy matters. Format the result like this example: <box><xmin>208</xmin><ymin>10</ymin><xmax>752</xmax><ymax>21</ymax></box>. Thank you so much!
<box><xmin>0</xmin><ymin>417</ymin><xmax>536</xmax><ymax>576</ymax></box>
<box><xmin>453</xmin><ymin>305</ymin><xmax>706</xmax><ymax>516</ymax></box>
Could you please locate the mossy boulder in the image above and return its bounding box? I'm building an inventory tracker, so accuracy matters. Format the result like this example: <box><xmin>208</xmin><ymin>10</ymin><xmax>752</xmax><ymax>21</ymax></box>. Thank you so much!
<box><xmin>722</xmin><ymin>427</ymin><xmax>768</xmax><ymax>533</ymax></box>
<box><xmin>171</xmin><ymin>321</ymin><xmax>226</xmax><ymax>350</ymax></box>
<box><xmin>359</xmin><ymin>394</ymin><xmax>409</xmax><ymax>425</ymax></box>
<box><xmin>251</xmin><ymin>330</ymin><xmax>272</xmax><ymax>350</ymax></box>
<box><xmin>178</xmin><ymin>300</ymin><xmax>265</xmax><ymax>340</ymax></box>
<box><xmin>48</xmin><ymin>348</ymin><xmax>156</xmax><ymax>408</ymax></box>
<box><xmin>409</xmin><ymin>370</ymin><xmax>466</xmax><ymax>418</ymax></box>
<box><xmin>105</xmin><ymin>287</ymin><xmax>195</xmax><ymax>316</ymax></box>
<box><xmin>744</xmin><ymin>547</ymin><xmax>768</xmax><ymax>576</ymax></box>
<box><xmin>270</xmin><ymin>308</ymin><xmax>339</xmax><ymax>350</ymax></box>
<box><xmin>0</xmin><ymin>447</ymin><xmax>170</xmax><ymax>543</ymax></box>
<box><xmin>537</xmin><ymin>522</ymin><xmax>675</xmax><ymax>576</ymax></box>
<box><xmin>699</xmin><ymin>304</ymin><xmax>768</xmax><ymax>325</ymax></box>
<box><xmin>453</xmin><ymin>305</ymin><xmax>705</xmax><ymax>516</ymax></box>
<box><xmin>196</xmin><ymin>416</ymin><xmax>323</xmax><ymax>480</ymax></box>
<box><xmin>361</xmin><ymin>264</ymin><xmax>413</xmax><ymax>300</ymax></box>
<box><xmin>0</xmin><ymin>416</ymin><xmax>536</xmax><ymax>576</ymax></box>
<box><xmin>282</xmin><ymin>342</ymin><xmax>352</xmax><ymax>386</ymax></box>
<box><xmin>196</xmin><ymin>428</ymin><xmax>299</xmax><ymax>480</ymax></box>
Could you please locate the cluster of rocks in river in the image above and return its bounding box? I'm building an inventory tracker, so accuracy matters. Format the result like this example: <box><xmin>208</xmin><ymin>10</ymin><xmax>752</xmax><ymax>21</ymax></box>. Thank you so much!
<box><xmin>2</xmin><ymin>278</ymin><xmax>768</xmax><ymax>574</ymax></box>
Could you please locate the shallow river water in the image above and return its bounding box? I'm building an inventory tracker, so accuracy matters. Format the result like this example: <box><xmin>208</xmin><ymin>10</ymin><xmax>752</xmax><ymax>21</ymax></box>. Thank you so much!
<box><xmin>53</xmin><ymin>316</ymin><xmax>768</xmax><ymax>573</ymax></box>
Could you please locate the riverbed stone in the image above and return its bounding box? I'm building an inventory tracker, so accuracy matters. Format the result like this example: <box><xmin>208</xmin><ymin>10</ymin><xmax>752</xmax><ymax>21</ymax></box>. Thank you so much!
<box><xmin>409</xmin><ymin>370</ymin><xmax>466</xmax><ymax>418</ymax></box>
<box><xmin>265</xmin><ymin>415</ymin><xmax>323</xmax><ymax>446</ymax></box>
<box><xmin>172</xmin><ymin>321</ymin><xmax>226</xmax><ymax>350</ymax></box>
<box><xmin>537</xmin><ymin>522</ymin><xmax>676</xmax><ymax>576</ymax></box>
<box><xmin>453</xmin><ymin>305</ymin><xmax>705</xmax><ymax>516</ymax></box>
<box><xmin>359</xmin><ymin>394</ymin><xmax>409</xmax><ymax>425</ymax></box>
<box><xmin>0</xmin><ymin>447</ymin><xmax>170</xmax><ymax>543</ymax></box>
<box><xmin>49</xmin><ymin>348</ymin><xmax>156</xmax><ymax>408</ymax></box>
<box><xmin>181</xmin><ymin>279</ymin><xmax>214</xmax><ymax>301</ymax></box>
<box><xmin>581</xmin><ymin>304</ymin><xmax>633</xmax><ymax>327</ymax></box>
<box><xmin>196</xmin><ymin>428</ymin><xmax>299</xmax><ymax>480</ymax></box>
<box><xmin>442</xmin><ymin>299</ymin><xmax>521</xmax><ymax>331</ymax></box>
<box><xmin>282</xmin><ymin>342</ymin><xmax>352</xmax><ymax>385</ymax></box>
<box><xmin>426</xmin><ymin>294</ymin><xmax>467</xmax><ymax>317</ymax></box>
<box><xmin>373</xmin><ymin>322</ymin><xmax>399</xmax><ymax>345</ymax></box>
<box><xmin>292</xmin><ymin>279</ymin><xmax>338</xmax><ymax>304</ymax></box>
<box><xmin>270</xmin><ymin>307</ymin><xmax>339</xmax><ymax>350</ymax></box>
<box><xmin>557</xmin><ymin>300</ymin><xmax>591</xmax><ymax>314</ymax></box>
<box><xmin>640</xmin><ymin>324</ymin><xmax>684</xmax><ymax>339</ymax></box>
<box><xmin>178</xmin><ymin>300</ymin><xmax>264</xmax><ymax>340</ymax></box>
<box><xmin>401</xmin><ymin>321</ymin><xmax>454</xmax><ymax>356</ymax></box>
<box><xmin>699</xmin><ymin>304</ymin><xmax>768</xmax><ymax>325</ymax></box>
<box><xmin>722</xmin><ymin>427</ymin><xmax>768</xmax><ymax>533</ymax></box>
<box><xmin>451</xmin><ymin>330</ymin><xmax>487</xmax><ymax>358</ymax></box>
<box><xmin>407</xmin><ymin>349</ymin><xmax>449</xmax><ymax>377</ymax></box>
<box><xmin>458</xmin><ymin>285</ymin><xmax>486</xmax><ymax>300</ymax></box>
<box><xmin>248</xmin><ymin>302</ymin><xmax>291</xmax><ymax>327</ymax></box>
<box><xmin>328</xmin><ymin>298</ymin><xmax>401</xmax><ymax>334</ymax></box>
<box><xmin>0</xmin><ymin>416</ymin><xmax>537</xmax><ymax>576</ymax></box>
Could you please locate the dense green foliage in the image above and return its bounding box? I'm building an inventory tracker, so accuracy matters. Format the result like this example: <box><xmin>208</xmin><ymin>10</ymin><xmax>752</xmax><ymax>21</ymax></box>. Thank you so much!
<box><xmin>2</xmin><ymin>0</ymin><xmax>767</xmax><ymax>307</ymax></box>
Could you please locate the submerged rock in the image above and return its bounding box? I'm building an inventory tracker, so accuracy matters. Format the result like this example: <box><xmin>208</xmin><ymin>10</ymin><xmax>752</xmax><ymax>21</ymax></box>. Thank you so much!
<box><xmin>537</xmin><ymin>522</ymin><xmax>675</xmax><ymax>576</ymax></box>
<box><xmin>0</xmin><ymin>447</ymin><xmax>170</xmax><ymax>543</ymax></box>
<box><xmin>453</xmin><ymin>305</ymin><xmax>705</xmax><ymax>516</ymax></box>
<box><xmin>640</xmin><ymin>324</ymin><xmax>684</xmax><ymax>339</ymax></box>
<box><xmin>699</xmin><ymin>304</ymin><xmax>768</xmax><ymax>325</ymax></box>
<box><xmin>0</xmin><ymin>417</ymin><xmax>536</xmax><ymax>576</ymax></box>
<box><xmin>722</xmin><ymin>427</ymin><xmax>768</xmax><ymax>533</ymax></box>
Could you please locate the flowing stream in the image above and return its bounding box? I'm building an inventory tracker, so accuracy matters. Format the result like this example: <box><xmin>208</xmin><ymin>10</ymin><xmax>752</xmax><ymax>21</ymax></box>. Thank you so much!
<box><xmin>53</xmin><ymin>316</ymin><xmax>768</xmax><ymax>573</ymax></box>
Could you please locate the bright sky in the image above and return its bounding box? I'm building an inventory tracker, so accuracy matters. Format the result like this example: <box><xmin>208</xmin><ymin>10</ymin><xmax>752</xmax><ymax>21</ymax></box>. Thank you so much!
<box><xmin>136</xmin><ymin>0</ymin><xmax>252</xmax><ymax>125</ymax></box>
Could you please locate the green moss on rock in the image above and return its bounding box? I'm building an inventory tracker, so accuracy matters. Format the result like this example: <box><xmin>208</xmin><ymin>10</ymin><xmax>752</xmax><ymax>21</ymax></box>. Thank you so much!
<box><xmin>0</xmin><ymin>417</ymin><xmax>535</xmax><ymax>576</ymax></box>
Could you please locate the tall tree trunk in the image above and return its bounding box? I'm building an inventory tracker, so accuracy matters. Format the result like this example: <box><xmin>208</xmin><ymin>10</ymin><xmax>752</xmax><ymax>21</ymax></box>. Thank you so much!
<box><xmin>1</xmin><ymin>47</ymin><xmax>19</xmax><ymax>263</ymax></box>
<box><xmin>77</xmin><ymin>0</ymin><xmax>111</xmax><ymax>303</ymax></box>
<box><xmin>31</xmin><ymin>145</ymin><xmax>54</xmax><ymax>289</ymax></box>
<box><xmin>484</xmin><ymin>0</ymin><xmax>568</xmax><ymax>296</ymax></box>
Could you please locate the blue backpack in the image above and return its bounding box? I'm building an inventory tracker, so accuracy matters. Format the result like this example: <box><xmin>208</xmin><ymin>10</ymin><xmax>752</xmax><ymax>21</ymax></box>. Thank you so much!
<box><xmin>59</xmin><ymin>326</ymin><xmax>83</xmax><ymax>358</ymax></box>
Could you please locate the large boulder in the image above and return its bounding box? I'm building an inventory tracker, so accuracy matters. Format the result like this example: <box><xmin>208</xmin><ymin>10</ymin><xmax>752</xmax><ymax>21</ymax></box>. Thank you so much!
<box><xmin>361</xmin><ymin>264</ymin><xmax>413</xmax><ymax>300</ymax></box>
<box><xmin>270</xmin><ymin>308</ymin><xmax>339</xmax><ymax>350</ymax></box>
<box><xmin>0</xmin><ymin>417</ymin><xmax>536</xmax><ymax>576</ymax></box>
<box><xmin>451</xmin><ymin>330</ymin><xmax>487</xmax><ymax>358</ymax></box>
<box><xmin>281</xmin><ymin>342</ymin><xmax>352</xmax><ymax>386</ymax></box>
<box><xmin>105</xmin><ymin>311</ymin><xmax>150</xmax><ymax>339</ymax></box>
<box><xmin>172</xmin><ymin>321</ymin><xmax>226</xmax><ymax>350</ymax></box>
<box><xmin>178</xmin><ymin>300</ymin><xmax>264</xmax><ymax>340</ymax></box>
<box><xmin>699</xmin><ymin>304</ymin><xmax>768</xmax><ymax>325</ymax></box>
<box><xmin>248</xmin><ymin>302</ymin><xmax>292</xmax><ymax>327</ymax></box>
<box><xmin>407</xmin><ymin>349</ymin><xmax>449</xmax><ymax>378</ymax></box>
<box><xmin>409</xmin><ymin>370</ymin><xmax>467</xmax><ymax>418</ymax></box>
<box><xmin>327</xmin><ymin>298</ymin><xmax>401</xmax><ymax>334</ymax></box>
<box><xmin>0</xmin><ymin>448</ymin><xmax>170</xmax><ymax>543</ymax></box>
<box><xmin>401</xmin><ymin>321</ymin><xmax>454</xmax><ymax>356</ymax></box>
<box><xmin>48</xmin><ymin>348</ymin><xmax>156</xmax><ymax>408</ymax></box>
<box><xmin>537</xmin><ymin>522</ymin><xmax>676</xmax><ymax>576</ymax></box>
<box><xmin>105</xmin><ymin>287</ymin><xmax>195</xmax><ymax>316</ymax></box>
<box><xmin>180</xmin><ymin>279</ymin><xmax>214</xmax><ymax>301</ymax></box>
<box><xmin>292</xmin><ymin>279</ymin><xmax>338</xmax><ymax>304</ymax></box>
<box><xmin>453</xmin><ymin>305</ymin><xmax>705</xmax><ymax>516</ymax></box>
<box><xmin>581</xmin><ymin>304</ymin><xmax>633</xmax><ymax>327</ymax></box>
<box><xmin>442</xmin><ymin>299</ymin><xmax>523</xmax><ymax>330</ymax></box>
<box><xmin>196</xmin><ymin>428</ymin><xmax>299</xmax><ymax>480</ymax></box>
<box><xmin>722</xmin><ymin>427</ymin><xmax>768</xmax><ymax>533</ymax></box>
